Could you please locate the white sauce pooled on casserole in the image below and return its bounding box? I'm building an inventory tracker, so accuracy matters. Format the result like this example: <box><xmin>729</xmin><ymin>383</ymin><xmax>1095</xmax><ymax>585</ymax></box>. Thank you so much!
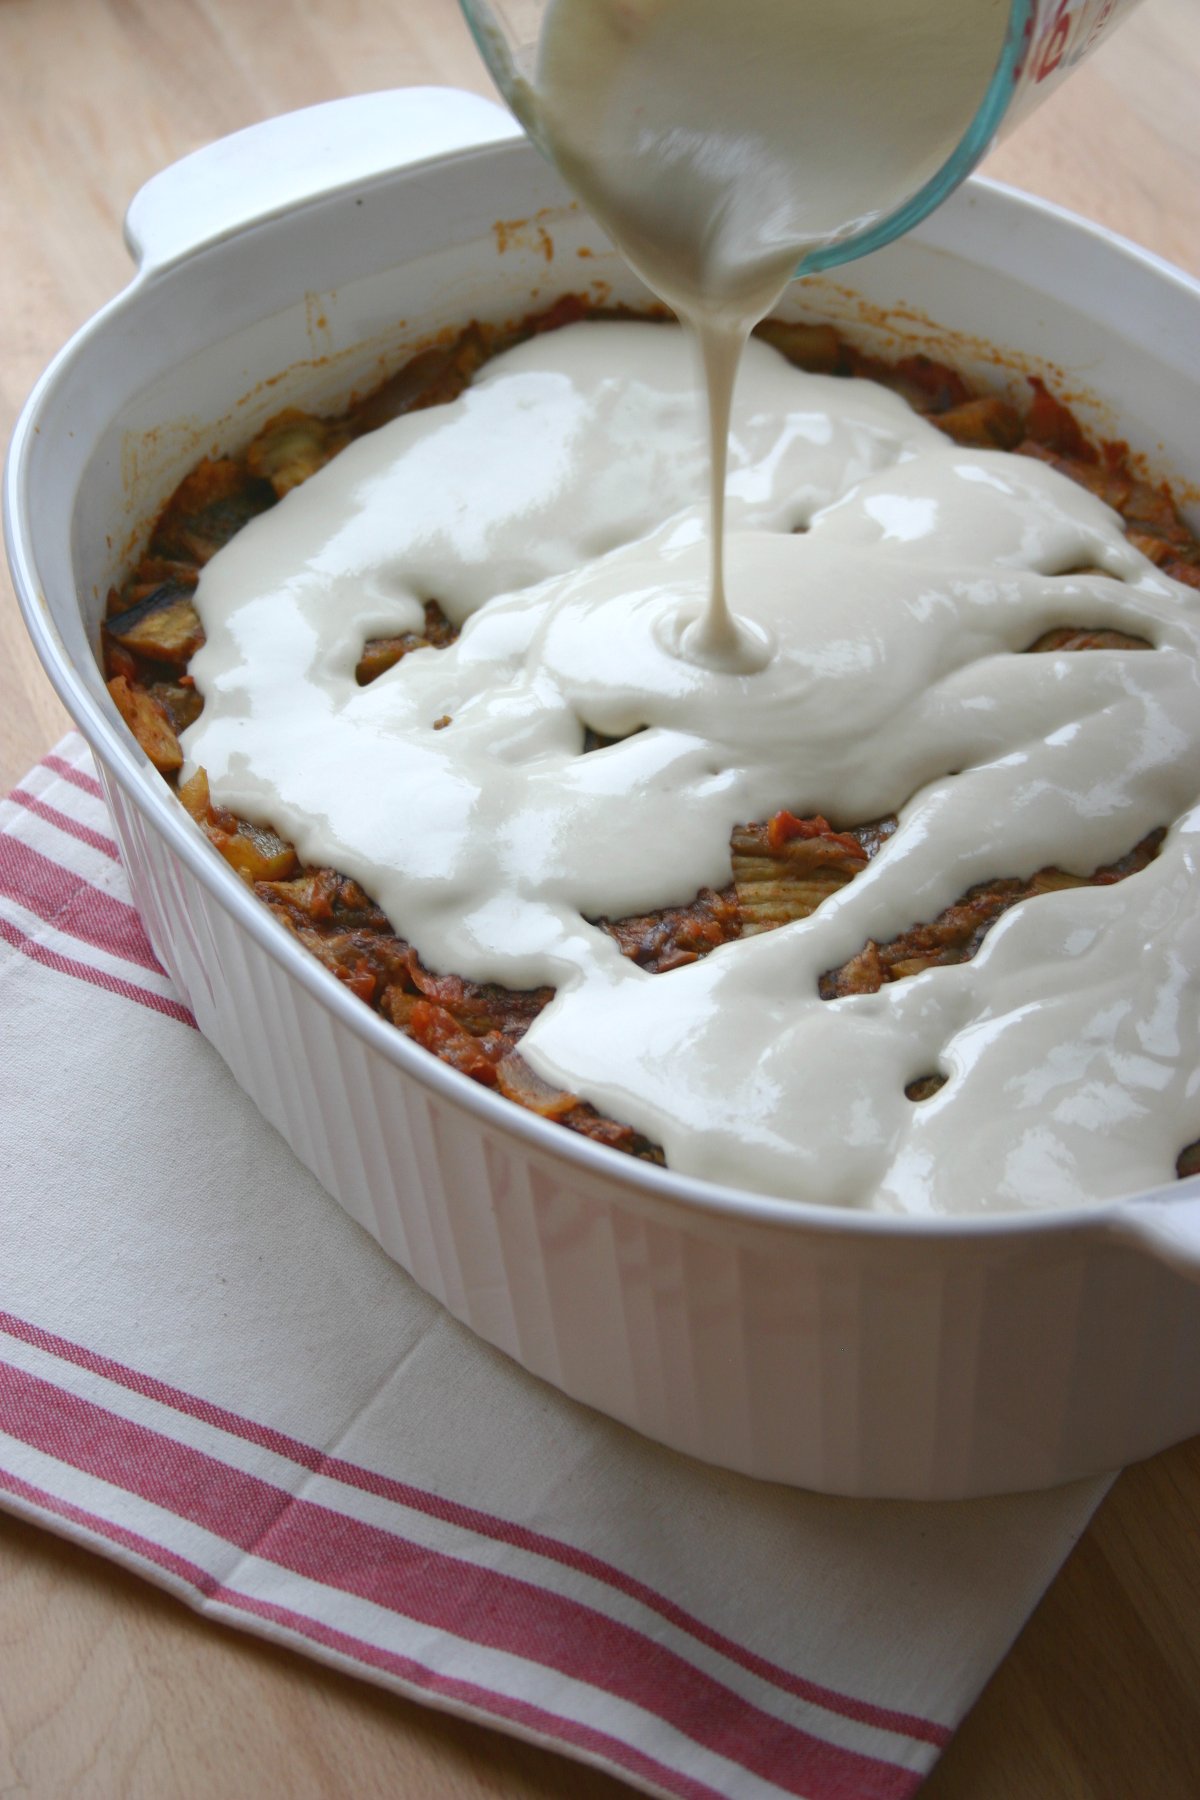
<box><xmin>185</xmin><ymin>321</ymin><xmax>1200</xmax><ymax>1215</ymax></box>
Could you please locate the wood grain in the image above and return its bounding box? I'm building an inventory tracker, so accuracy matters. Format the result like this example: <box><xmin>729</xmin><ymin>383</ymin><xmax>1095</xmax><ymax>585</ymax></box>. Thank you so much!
<box><xmin>2</xmin><ymin>2</ymin><xmax>1199</xmax><ymax>1795</ymax></box>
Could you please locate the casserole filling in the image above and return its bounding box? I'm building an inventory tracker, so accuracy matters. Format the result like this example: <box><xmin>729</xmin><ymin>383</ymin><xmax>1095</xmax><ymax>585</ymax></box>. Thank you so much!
<box><xmin>102</xmin><ymin>305</ymin><xmax>1200</xmax><ymax>1213</ymax></box>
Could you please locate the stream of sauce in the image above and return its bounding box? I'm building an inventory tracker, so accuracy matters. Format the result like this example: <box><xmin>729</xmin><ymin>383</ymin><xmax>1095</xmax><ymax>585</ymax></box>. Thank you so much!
<box><xmin>528</xmin><ymin>0</ymin><xmax>1009</xmax><ymax>667</ymax></box>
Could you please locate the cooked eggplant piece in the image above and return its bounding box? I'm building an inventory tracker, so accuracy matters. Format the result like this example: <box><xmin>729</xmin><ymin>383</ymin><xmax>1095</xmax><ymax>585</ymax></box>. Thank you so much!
<box><xmin>1177</xmin><ymin>1140</ymin><xmax>1200</xmax><ymax>1180</ymax></box>
<box><xmin>580</xmin><ymin>724</ymin><xmax>647</xmax><ymax>752</ymax></box>
<box><xmin>105</xmin><ymin>581</ymin><xmax>204</xmax><ymax>666</ymax></box>
<box><xmin>356</xmin><ymin>637</ymin><xmax>413</xmax><ymax>684</ymax></box>
<box><xmin>349</xmin><ymin>326</ymin><xmax>490</xmax><ymax>437</ymax></box>
<box><xmin>866</xmin><ymin>353</ymin><xmax>973</xmax><ymax>415</ymax></box>
<box><xmin>146</xmin><ymin>679</ymin><xmax>204</xmax><ymax>733</ymax></box>
<box><xmin>215</xmin><ymin>821</ymin><xmax>298</xmax><ymax>885</ymax></box>
<box><xmin>245</xmin><ymin>409</ymin><xmax>349</xmax><ymax>497</ymax></box>
<box><xmin>177</xmin><ymin>765</ymin><xmax>214</xmax><ymax>823</ymax></box>
<box><xmin>355</xmin><ymin>601</ymin><xmax>459</xmax><ymax>685</ymax></box>
<box><xmin>107</xmin><ymin>674</ymin><xmax>182</xmax><ymax>774</ymax></box>
<box><xmin>905</xmin><ymin>1074</ymin><xmax>947</xmax><ymax>1103</ymax></box>
<box><xmin>149</xmin><ymin>458</ymin><xmax>276</xmax><ymax>564</ymax></box>
<box><xmin>119</xmin><ymin>557</ymin><xmax>199</xmax><ymax>603</ymax></box>
<box><xmin>176</xmin><ymin>766</ymin><xmax>297</xmax><ymax>883</ymax></box>
<box><xmin>753</xmin><ymin>318</ymin><xmax>843</xmax><ymax>373</ymax></box>
<box><xmin>495</xmin><ymin>1052</ymin><xmax>582</xmax><ymax>1120</ymax></box>
<box><xmin>934</xmin><ymin>395</ymin><xmax>1023</xmax><ymax>451</ymax></box>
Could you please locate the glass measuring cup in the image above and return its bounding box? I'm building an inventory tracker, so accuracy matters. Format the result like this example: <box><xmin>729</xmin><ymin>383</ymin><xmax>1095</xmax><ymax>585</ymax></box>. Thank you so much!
<box><xmin>460</xmin><ymin>0</ymin><xmax>1144</xmax><ymax>278</ymax></box>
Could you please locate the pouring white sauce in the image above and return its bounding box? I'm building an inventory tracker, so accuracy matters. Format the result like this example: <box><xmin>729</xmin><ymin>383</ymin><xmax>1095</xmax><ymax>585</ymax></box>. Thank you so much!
<box><xmin>181</xmin><ymin>0</ymin><xmax>1200</xmax><ymax>1213</ymax></box>
<box><xmin>528</xmin><ymin>0</ymin><xmax>1009</xmax><ymax>668</ymax></box>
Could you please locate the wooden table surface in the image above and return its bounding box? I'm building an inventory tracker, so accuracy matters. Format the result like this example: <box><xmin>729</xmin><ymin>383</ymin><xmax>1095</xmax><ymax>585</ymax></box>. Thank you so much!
<box><xmin>3</xmin><ymin>2</ymin><xmax>1200</xmax><ymax>1795</ymax></box>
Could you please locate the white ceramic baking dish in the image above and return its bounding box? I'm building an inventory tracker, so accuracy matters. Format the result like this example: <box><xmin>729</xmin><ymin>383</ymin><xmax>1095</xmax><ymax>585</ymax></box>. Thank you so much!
<box><xmin>9</xmin><ymin>86</ymin><xmax>1200</xmax><ymax>1500</ymax></box>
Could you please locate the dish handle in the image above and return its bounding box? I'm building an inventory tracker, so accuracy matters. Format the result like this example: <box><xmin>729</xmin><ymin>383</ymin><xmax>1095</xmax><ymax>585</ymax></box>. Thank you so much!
<box><xmin>1096</xmin><ymin>1177</ymin><xmax>1200</xmax><ymax>1285</ymax></box>
<box><xmin>124</xmin><ymin>86</ymin><xmax>522</xmax><ymax>274</ymax></box>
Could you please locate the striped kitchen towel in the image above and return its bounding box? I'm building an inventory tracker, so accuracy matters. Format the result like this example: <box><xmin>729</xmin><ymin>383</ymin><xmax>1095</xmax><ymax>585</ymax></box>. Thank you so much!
<box><xmin>0</xmin><ymin>733</ymin><xmax>1111</xmax><ymax>1800</ymax></box>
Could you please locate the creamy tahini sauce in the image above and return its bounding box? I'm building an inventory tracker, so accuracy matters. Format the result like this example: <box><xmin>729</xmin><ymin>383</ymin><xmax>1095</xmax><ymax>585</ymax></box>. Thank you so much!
<box><xmin>527</xmin><ymin>0</ymin><xmax>1009</xmax><ymax>667</ymax></box>
<box><xmin>185</xmin><ymin>321</ymin><xmax>1200</xmax><ymax>1215</ymax></box>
